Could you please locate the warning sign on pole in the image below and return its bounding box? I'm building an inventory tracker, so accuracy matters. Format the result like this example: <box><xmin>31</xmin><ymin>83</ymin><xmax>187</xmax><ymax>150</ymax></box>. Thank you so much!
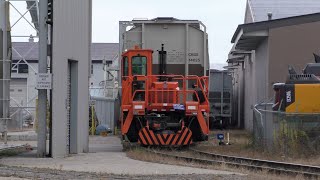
<box><xmin>36</xmin><ymin>73</ymin><xmax>52</xmax><ymax>89</ymax></box>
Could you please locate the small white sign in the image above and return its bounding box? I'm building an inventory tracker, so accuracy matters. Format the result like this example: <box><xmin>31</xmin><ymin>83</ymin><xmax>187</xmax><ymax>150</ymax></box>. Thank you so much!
<box><xmin>134</xmin><ymin>105</ymin><xmax>143</xmax><ymax>110</ymax></box>
<box><xmin>36</xmin><ymin>73</ymin><xmax>52</xmax><ymax>90</ymax></box>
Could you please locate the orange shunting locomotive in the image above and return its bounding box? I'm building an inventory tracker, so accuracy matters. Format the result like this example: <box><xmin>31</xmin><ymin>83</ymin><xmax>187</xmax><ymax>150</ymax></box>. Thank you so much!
<box><xmin>121</xmin><ymin>44</ymin><xmax>210</xmax><ymax>146</ymax></box>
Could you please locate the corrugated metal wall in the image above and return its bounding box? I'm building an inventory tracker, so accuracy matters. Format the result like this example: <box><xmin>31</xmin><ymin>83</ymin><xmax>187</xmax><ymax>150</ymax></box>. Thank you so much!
<box><xmin>209</xmin><ymin>70</ymin><xmax>232</xmax><ymax>91</ymax></box>
<box><xmin>92</xmin><ymin>97</ymin><xmax>120</xmax><ymax>132</ymax></box>
<box><xmin>209</xmin><ymin>70</ymin><xmax>233</xmax><ymax>125</ymax></box>
<box><xmin>52</xmin><ymin>0</ymin><xmax>92</xmax><ymax>158</ymax></box>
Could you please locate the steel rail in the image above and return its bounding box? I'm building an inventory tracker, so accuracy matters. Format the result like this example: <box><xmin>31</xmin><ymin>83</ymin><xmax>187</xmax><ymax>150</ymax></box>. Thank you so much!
<box><xmin>145</xmin><ymin>148</ymin><xmax>320</xmax><ymax>178</ymax></box>
<box><xmin>190</xmin><ymin>148</ymin><xmax>320</xmax><ymax>175</ymax></box>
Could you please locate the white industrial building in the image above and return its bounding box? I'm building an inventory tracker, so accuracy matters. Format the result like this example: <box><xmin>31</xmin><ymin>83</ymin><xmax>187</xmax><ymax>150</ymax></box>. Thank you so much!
<box><xmin>9</xmin><ymin>41</ymin><xmax>119</xmax><ymax>129</ymax></box>
<box><xmin>228</xmin><ymin>0</ymin><xmax>320</xmax><ymax>130</ymax></box>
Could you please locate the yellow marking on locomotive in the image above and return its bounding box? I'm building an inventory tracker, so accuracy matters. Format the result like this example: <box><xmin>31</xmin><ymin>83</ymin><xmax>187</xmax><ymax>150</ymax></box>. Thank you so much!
<box><xmin>286</xmin><ymin>84</ymin><xmax>320</xmax><ymax>113</ymax></box>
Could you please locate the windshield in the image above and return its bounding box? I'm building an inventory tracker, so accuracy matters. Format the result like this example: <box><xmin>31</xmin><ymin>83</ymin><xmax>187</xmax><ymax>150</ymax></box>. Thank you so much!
<box><xmin>132</xmin><ymin>56</ymin><xmax>147</xmax><ymax>75</ymax></box>
<box><xmin>123</xmin><ymin>56</ymin><xmax>128</xmax><ymax>76</ymax></box>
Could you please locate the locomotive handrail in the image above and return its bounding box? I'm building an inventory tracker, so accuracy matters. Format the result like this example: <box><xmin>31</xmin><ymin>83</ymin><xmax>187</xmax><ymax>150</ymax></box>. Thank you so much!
<box><xmin>182</xmin><ymin>76</ymin><xmax>209</xmax><ymax>105</ymax></box>
<box><xmin>131</xmin><ymin>89</ymin><xmax>201</xmax><ymax>105</ymax></box>
<box><xmin>124</xmin><ymin>74</ymin><xmax>209</xmax><ymax>106</ymax></box>
<box><xmin>121</xmin><ymin>77</ymin><xmax>133</xmax><ymax>106</ymax></box>
<box><xmin>198</xmin><ymin>77</ymin><xmax>209</xmax><ymax>103</ymax></box>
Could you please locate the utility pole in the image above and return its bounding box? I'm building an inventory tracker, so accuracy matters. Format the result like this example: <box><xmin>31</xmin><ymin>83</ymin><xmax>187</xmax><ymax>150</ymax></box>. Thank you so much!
<box><xmin>37</xmin><ymin>0</ymin><xmax>48</xmax><ymax>157</ymax></box>
<box><xmin>1</xmin><ymin>0</ymin><xmax>9</xmax><ymax>145</ymax></box>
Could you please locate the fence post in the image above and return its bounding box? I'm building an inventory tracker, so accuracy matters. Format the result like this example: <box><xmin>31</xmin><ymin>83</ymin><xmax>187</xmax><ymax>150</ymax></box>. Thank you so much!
<box><xmin>91</xmin><ymin>105</ymin><xmax>95</xmax><ymax>136</ymax></box>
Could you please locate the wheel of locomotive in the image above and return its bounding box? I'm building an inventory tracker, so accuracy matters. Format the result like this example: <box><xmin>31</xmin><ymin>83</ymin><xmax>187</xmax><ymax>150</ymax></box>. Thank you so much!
<box><xmin>193</xmin><ymin>89</ymin><xmax>206</xmax><ymax>103</ymax></box>
<box><xmin>209</xmin><ymin>116</ymin><xmax>215</xmax><ymax>130</ymax></box>
<box><xmin>188</xmin><ymin>117</ymin><xmax>207</xmax><ymax>142</ymax></box>
<box><xmin>126</xmin><ymin>120</ymin><xmax>139</xmax><ymax>143</ymax></box>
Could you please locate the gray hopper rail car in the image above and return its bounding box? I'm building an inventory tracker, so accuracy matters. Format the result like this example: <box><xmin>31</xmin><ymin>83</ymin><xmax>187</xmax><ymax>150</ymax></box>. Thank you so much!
<box><xmin>119</xmin><ymin>17</ymin><xmax>209</xmax><ymax>77</ymax></box>
<box><xmin>209</xmin><ymin>69</ymin><xmax>232</xmax><ymax>129</ymax></box>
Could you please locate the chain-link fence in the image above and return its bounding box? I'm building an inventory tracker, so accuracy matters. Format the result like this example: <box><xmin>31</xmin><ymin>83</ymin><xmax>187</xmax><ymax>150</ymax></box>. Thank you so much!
<box><xmin>253</xmin><ymin>103</ymin><xmax>320</xmax><ymax>158</ymax></box>
<box><xmin>9</xmin><ymin>107</ymin><xmax>35</xmax><ymax>131</ymax></box>
<box><xmin>89</xmin><ymin>86</ymin><xmax>119</xmax><ymax>99</ymax></box>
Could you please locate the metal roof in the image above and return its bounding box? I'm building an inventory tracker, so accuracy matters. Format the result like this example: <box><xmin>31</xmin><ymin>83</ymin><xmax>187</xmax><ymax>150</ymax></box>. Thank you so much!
<box><xmin>126</xmin><ymin>17</ymin><xmax>203</xmax><ymax>30</ymax></box>
<box><xmin>12</xmin><ymin>42</ymin><xmax>119</xmax><ymax>61</ymax></box>
<box><xmin>227</xmin><ymin>55</ymin><xmax>246</xmax><ymax>63</ymax></box>
<box><xmin>249</xmin><ymin>0</ymin><xmax>320</xmax><ymax>22</ymax></box>
<box><xmin>91</xmin><ymin>43</ymin><xmax>119</xmax><ymax>61</ymax></box>
<box><xmin>231</xmin><ymin>13</ymin><xmax>320</xmax><ymax>50</ymax></box>
<box><xmin>12</xmin><ymin>42</ymin><xmax>39</xmax><ymax>61</ymax></box>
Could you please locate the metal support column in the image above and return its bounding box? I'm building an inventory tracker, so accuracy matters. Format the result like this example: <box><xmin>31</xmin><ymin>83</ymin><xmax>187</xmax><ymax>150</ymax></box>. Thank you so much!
<box><xmin>203</xmin><ymin>24</ymin><xmax>207</xmax><ymax>76</ymax></box>
<box><xmin>141</xmin><ymin>23</ymin><xmax>145</xmax><ymax>49</ymax></box>
<box><xmin>199</xmin><ymin>22</ymin><xmax>207</xmax><ymax>76</ymax></box>
<box><xmin>37</xmin><ymin>0</ymin><xmax>48</xmax><ymax>157</ymax></box>
<box><xmin>185</xmin><ymin>24</ymin><xmax>189</xmax><ymax>88</ymax></box>
<box><xmin>1</xmin><ymin>0</ymin><xmax>9</xmax><ymax>145</ymax></box>
<box><xmin>118</xmin><ymin>22</ymin><xmax>127</xmax><ymax>97</ymax></box>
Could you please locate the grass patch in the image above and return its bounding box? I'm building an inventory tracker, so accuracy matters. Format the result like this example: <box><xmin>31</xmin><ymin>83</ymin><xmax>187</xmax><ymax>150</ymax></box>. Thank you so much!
<box><xmin>0</xmin><ymin>145</ymin><xmax>32</xmax><ymax>157</ymax></box>
<box><xmin>126</xmin><ymin>146</ymin><xmax>311</xmax><ymax>180</ymax></box>
<box><xmin>199</xmin><ymin>130</ymin><xmax>320</xmax><ymax>166</ymax></box>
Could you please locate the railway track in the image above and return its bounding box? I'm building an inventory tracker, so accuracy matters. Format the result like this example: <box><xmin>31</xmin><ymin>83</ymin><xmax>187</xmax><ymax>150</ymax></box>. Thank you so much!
<box><xmin>146</xmin><ymin>148</ymin><xmax>320</xmax><ymax>178</ymax></box>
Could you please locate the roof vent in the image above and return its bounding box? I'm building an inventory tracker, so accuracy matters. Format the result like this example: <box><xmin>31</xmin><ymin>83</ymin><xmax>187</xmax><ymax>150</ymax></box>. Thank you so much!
<box><xmin>267</xmin><ymin>12</ymin><xmax>273</xmax><ymax>20</ymax></box>
<box><xmin>29</xmin><ymin>34</ymin><xmax>34</xmax><ymax>42</ymax></box>
<box><xmin>151</xmin><ymin>17</ymin><xmax>179</xmax><ymax>22</ymax></box>
<box><xmin>132</xmin><ymin>18</ymin><xmax>148</xmax><ymax>21</ymax></box>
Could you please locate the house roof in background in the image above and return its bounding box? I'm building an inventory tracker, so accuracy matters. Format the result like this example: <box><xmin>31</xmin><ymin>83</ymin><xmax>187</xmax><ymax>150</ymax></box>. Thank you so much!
<box><xmin>249</xmin><ymin>0</ymin><xmax>320</xmax><ymax>22</ymax></box>
<box><xmin>12</xmin><ymin>42</ymin><xmax>119</xmax><ymax>61</ymax></box>
<box><xmin>12</xmin><ymin>42</ymin><xmax>39</xmax><ymax>61</ymax></box>
<box><xmin>91</xmin><ymin>43</ymin><xmax>119</xmax><ymax>61</ymax></box>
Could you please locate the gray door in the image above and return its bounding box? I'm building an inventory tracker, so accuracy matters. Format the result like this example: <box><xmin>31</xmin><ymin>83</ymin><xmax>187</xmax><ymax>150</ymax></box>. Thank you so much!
<box><xmin>10</xmin><ymin>78</ymin><xmax>28</xmax><ymax>107</ymax></box>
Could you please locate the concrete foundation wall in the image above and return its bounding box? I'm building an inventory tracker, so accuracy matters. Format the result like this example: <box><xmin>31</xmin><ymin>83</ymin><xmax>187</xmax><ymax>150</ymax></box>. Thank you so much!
<box><xmin>52</xmin><ymin>0</ymin><xmax>92</xmax><ymax>157</ymax></box>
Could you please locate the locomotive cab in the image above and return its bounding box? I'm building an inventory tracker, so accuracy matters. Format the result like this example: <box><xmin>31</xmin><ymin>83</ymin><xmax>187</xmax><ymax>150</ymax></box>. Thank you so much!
<box><xmin>122</xmin><ymin>46</ymin><xmax>153</xmax><ymax>103</ymax></box>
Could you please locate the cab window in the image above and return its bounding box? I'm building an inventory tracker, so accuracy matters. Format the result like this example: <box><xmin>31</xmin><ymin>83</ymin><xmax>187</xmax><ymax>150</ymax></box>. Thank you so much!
<box><xmin>132</xmin><ymin>56</ymin><xmax>147</xmax><ymax>75</ymax></box>
<box><xmin>123</xmin><ymin>56</ymin><xmax>129</xmax><ymax>76</ymax></box>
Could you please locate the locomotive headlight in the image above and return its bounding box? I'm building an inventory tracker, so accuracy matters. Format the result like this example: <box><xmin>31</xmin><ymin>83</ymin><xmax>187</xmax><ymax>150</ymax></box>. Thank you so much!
<box><xmin>134</xmin><ymin>105</ymin><xmax>143</xmax><ymax>110</ymax></box>
<box><xmin>187</xmin><ymin>106</ymin><xmax>196</xmax><ymax>110</ymax></box>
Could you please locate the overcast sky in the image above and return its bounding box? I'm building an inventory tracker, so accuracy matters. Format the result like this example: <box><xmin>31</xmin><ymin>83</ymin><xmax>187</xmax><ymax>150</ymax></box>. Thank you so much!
<box><xmin>10</xmin><ymin>0</ymin><xmax>247</xmax><ymax>65</ymax></box>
